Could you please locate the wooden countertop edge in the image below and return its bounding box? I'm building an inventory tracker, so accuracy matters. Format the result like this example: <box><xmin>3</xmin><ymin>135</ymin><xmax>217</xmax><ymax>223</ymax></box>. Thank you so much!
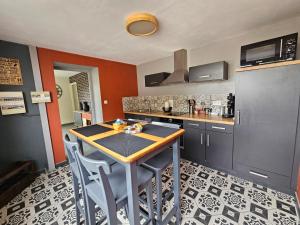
<box><xmin>124</xmin><ymin>111</ymin><xmax>234</xmax><ymax>125</ymax></box>
<box><xmin>236</xmin><ymin>60</ymin><xmax>300</xmax><ymax>72</ymax></box>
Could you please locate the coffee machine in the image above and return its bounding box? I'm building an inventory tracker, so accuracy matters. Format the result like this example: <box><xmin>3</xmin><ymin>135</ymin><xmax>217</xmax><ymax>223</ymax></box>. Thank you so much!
<box><xmin>188</xmin><ymin>99</ymin><xmax>196</xmax><ymax>114</ymax></box>
<box><xmin>223</xmin><ymin>93</ymin><xmax>235</xmax><ymax>118</ymax></box>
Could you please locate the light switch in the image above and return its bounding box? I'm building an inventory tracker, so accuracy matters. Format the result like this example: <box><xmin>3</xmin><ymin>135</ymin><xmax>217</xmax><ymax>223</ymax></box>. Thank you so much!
<box><xmin>104</xmin><ymin>100</ymin><xmax>108</xmax><ymax>104</ymax></box>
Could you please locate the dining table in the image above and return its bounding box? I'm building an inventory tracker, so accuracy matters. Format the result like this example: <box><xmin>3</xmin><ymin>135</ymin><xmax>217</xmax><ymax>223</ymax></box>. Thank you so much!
<box><xmin>69</xmin><ymin>120</ymin><xmax>185</xmax><ymax>225</ymax></box>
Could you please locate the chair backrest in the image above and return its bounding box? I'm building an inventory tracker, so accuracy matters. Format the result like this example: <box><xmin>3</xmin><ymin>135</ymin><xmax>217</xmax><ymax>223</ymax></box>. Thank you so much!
<box><xmin>75</xmin><ymin>150</ymin><xmax>115</xmax><ymax>210</ymax></box>
<box><xmin>151</xmin><ymin>121</ymin><xmax>181</xmax><ymax>129</ymax></box>
<box><xmin>64</xmin><ymin>134</ymin><xmax>78</xmax><ymax>165</ymax></box>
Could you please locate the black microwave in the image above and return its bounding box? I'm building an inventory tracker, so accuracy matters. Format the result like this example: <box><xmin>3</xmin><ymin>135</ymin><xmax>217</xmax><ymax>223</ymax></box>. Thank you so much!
<box><xmin>240</xmin><ymin>33</ymin><xmax>298</xmax><ymax>67</ymax></box>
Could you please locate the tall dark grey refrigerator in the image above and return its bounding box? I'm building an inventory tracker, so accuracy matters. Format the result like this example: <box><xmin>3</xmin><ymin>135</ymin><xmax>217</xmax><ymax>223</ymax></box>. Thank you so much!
<box><xmin>234</xmin><ymin>64</ymin><xmax>300</xmax><ymax>193</ymax></box>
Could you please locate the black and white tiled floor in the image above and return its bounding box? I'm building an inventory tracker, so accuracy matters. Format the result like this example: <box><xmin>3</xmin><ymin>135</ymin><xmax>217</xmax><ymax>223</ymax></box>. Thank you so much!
<box><xmin>1</xmin><ymin>159</ymin><xmax>299</xmax><ymax>225</ymax></box>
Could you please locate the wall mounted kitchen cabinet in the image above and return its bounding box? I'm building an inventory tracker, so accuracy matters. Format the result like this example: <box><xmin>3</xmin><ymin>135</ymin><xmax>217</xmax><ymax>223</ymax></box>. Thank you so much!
<box><xmin>189</xmin><ymin>61</ymin><xmax>228</xmax><ymax>82</ymax></box>
<box><xmin>234</xmin><ymin>64</ymin><xmax>300</xmax><ymax>193</ymax></box>
<box><xmin>144</xmin><ymin>72</ymin><xmax>170</xmax><ymax>87</ymax></box>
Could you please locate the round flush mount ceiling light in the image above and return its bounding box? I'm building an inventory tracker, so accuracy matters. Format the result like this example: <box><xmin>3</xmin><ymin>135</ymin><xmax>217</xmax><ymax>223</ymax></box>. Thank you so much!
<box><xmin>126</xmin><ymin>13</ymin><xmax>159</xmax><ymax>36</ymax></box>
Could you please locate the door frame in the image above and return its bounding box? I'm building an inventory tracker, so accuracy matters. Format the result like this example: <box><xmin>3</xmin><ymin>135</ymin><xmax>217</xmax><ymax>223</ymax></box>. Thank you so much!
<box><xmin>54</xmin><ymin>62</ymin><xmax>104</xmax><ymax>124</ymax></box>
<box><xmin>38</xmin><ymin>50</ymin><xmax>104</xmax><ymax>165</ymax></box>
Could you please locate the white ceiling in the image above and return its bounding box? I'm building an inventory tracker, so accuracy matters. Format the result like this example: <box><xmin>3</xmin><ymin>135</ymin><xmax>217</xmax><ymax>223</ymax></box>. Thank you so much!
<box><xmin>1</xmin><ymin>0</ymin><xmax>300</xmax><ymax>65</ymax></box>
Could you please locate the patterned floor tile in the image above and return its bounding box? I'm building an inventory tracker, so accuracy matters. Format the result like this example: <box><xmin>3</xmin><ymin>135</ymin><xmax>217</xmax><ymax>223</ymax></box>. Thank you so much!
<box><xmin>181</xmin><ymin>217</ymin><xmax>205</xmax><ymax>225</ymax></box>
<box><xmin>6</xmin><ymin>189</ymin><xmax>30</xmax><ymax>208</ymax></box>
<box><xmin>209</xmin><ymin>213</ymin><xmax>238</xmax><ymax>225</ymax></box>
<box><xmin>188</xmin><ymin>176</ymin><xmax>209</xmax><ymax>192</ymax></box>
<box><xmin>221</xmin><ymin>190</ymin><xmax>250</xmax><ymax>212</ymax></box>
<box><xmin>0</xmin><ymin>207</ymin><xmax>6</xmax><ymax>225</ymax></box>
<box><xmin>229</xmin><ymin>175</ymin><xmax>252</xmax><ymax>188</ymax></box>
<box><xmin>29</xmin><ymin>205</ymin><xmax>61</xmax><ymax>225</ymax></box>
<box><xmin>270</xmin><ymin>209</ymin><xmax>300</xmax><ymax>225</ymax></box>
<box><xmin>269</xmin><ymin>190</ymin><xmax>298</xmax><ymax>206</ymax></box>
<box><xmin>246</xmin><ymin>188</ymin><xmax>276</xmax><ymax>210</ymax></box>
<box><xmin>196</xmin><ymin>192</ymin><xmax>224</xmax><ymax>215</ymax></box>
<box><xmin>200</xmin><ymin>166</ymin><xmax>216</xmax><ymax>175</ymax></box>
<box><xmin>1</xmin><ymin>159</ymin><xmax>299</xmax><ymax>225</ymax></box>
<box><xmin>239</xmin><ymin>212</ymin><xmax>269</xmax><ymax>225</ymax></box>
<box><xmin>209</xmin><ymin>174</ymin><xmax>230</xmax><ymax>189</ymax></box>
<box><xmin>4</xmin><ymin>207</ymin><xmax>34</xmax><ymax>225</ymax></box>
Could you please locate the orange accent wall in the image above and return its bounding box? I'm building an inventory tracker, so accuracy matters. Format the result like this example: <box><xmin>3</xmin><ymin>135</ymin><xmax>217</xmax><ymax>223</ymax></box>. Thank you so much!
<box><xmin>37</xmin><ymin>48</ymin><xmax>138</xmax><ymax>164</ymax></box>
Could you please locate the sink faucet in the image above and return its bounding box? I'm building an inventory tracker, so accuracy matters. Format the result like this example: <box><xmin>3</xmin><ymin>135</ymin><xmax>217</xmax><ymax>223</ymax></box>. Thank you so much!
<box><xmin>144</xmin><ymin>99</ymin><xmax>151</xmax><ymax>113</ymax></box>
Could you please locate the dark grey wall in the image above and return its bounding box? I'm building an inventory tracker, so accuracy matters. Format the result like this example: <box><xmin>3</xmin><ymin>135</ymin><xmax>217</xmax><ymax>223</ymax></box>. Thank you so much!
<box><xmin>0</xmin><ymin>40</ymin><xmax>48</xmax><ymax>170</ymax></box>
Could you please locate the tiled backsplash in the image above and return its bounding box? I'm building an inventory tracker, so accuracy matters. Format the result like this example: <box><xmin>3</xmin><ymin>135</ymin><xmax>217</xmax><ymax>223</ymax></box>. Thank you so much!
<box><xmin>123</xmin><ymin>94</ymin><xmax>229</xmax><ymax>115</ymax></box>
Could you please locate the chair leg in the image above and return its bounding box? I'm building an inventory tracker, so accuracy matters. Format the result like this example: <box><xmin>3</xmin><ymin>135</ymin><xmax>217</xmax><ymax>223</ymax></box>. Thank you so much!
<box><xmin>146</xmin><ymin>182</ymin><xmax>154</xmax><ymax>225</ymax></box>
<box><xmin>155</xmin><ymin>171</ymin><xmax>163</xmax><ymax>224</ymax></box>
<box><xmin>73</xmin><ymin>175</ymin><xmax>82</xmax><ymax>225</ymax></box>
<box><xmin>105</xmin><ymin>202</ymin><xmax>118</xmax><ymax>225</ymax></box>
<box><xmin>86</xmin><ymin>195</ymin><xmax>96</xmax><ymax>225</ymax></box>
<box><xmin>124</xmin><ymin>204</ymin><xmax>129</xmax><ymax>217</ymax></box>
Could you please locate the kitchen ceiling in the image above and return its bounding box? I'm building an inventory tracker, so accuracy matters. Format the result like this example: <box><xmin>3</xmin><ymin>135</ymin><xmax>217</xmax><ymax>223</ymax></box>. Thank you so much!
<box><xmin>0</xmin><ymin>0</ymin><xmax>300</xmax><ymax>65</ymax></box>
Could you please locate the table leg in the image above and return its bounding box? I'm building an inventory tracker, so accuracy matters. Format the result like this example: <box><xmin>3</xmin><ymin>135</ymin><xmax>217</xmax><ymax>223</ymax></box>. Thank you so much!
<box><xmin>76</xmin><ymin>138</ymin><xmax>84</xmax><ymax>155</ymax></box>
<box><xmin>173</xmin><ymin>138</ymin><xmax>181</xmax><ymax>224</ymax></box>
<box><xmin>125</xmin><ymin>162</ymin><xmax>140</xmax><ymax>225</ymax></box>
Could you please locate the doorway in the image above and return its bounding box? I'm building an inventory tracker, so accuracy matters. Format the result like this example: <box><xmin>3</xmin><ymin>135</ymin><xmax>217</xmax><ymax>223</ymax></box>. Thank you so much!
<box><xmin>53</xmin><ymin>63</ymin><xmax>103</xmax><ymax>157</ymax></box>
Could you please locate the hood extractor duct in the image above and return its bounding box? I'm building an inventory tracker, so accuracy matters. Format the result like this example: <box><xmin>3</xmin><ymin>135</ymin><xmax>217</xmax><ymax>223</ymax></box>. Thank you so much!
<box><xmin>161</xmin><ymin>49</ymin><xmax>189</xmax><ymax>85</ymax></box>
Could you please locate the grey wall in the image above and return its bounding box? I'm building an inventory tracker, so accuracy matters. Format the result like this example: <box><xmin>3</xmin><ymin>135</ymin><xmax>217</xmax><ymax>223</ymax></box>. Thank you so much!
<box><xmin>137</xmin><ymin>15</ymin><xmax>300</xmax><ymax>96</ymax></box>
<box><xmin>0</xmin><ymin>40</ymin><xmax>48</xmax><ymax>170</ymax></box>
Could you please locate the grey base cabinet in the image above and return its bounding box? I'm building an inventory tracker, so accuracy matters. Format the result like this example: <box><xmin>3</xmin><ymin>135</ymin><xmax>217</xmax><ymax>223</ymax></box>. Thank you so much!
<box><xmin>183</xmin><ymin>121</ymin><xmax>234</xmax><ymax>172</ymax></box>
<box><xmin>182</xmin><ymin>121</ymin><xmax>206</xmax><ymax>164</ymax></box>
<box><xmin>206</xmin><ymin>131</ymin><xmax>233</xmax><ymax>171</ymax></box>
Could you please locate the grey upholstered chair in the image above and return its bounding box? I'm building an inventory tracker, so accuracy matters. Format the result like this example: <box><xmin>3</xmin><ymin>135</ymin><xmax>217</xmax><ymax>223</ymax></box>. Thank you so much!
<box><xmin>75</xmin><ymin>149</ymin><xmax>154</xmax><ymax>225</ymax></box>
<box><xmin>64</xmin><ymin>134</ymin><xmax>116</xmax><ymax>224</ymax></box>
<box><xmin>141</xmin><ymin>121</ymin><xmax>180</xmax><ymax>225</ymax></box>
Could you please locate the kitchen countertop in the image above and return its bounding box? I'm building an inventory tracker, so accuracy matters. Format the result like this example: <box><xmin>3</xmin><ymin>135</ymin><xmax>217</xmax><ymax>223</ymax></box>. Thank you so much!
<box><xmin>124</xmin><ymin>111</ymin><xmax>235</xmax><ymax>125</ymax></box>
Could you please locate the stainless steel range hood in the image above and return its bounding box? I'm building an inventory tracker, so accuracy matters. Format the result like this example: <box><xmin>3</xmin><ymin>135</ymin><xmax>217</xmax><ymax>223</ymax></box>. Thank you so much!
<box><xmin>161</xmin><ymin>49</ymin><xmax>189</xmax><ymax>85</ymax></box>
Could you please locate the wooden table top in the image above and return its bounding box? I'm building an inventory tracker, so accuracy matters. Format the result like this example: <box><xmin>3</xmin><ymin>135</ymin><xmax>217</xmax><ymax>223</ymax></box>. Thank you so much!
<box><xmin>70</xmin><ymin>121</ymin><xmax>185</xmax><ymax>163</ymax></box>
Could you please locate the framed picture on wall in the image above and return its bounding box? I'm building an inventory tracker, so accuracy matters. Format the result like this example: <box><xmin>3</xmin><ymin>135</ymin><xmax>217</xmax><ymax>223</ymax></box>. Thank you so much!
<box><xmin>31</xmin><ymin>91</ymin><xmax>51</xmax><ymax>103</ymax></box>
<box><xmin>0</xmin><ymin>57</ymin><xmax>23</xmax><ymax>85</ymax></box>
<box><xmin>0</xmin><ymin>92</ymin><xmax>26</xmax><ymax>115</ymax></box>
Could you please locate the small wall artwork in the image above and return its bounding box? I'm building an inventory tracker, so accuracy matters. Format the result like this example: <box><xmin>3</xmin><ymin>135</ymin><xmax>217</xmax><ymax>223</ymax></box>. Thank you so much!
<box><xmin>31</xmin><ymin>91</ymin><xmax>51</xmax><ymax>103</ymax></box>
<box><xmin>0</xmin><ymin>57</ymin><xmax>23</xmax><ymax>85</ymax></box>
<box><xmin>0</xmin><ymin>92</ymin><xmax>26</xmax><ymax>115</ymax></box>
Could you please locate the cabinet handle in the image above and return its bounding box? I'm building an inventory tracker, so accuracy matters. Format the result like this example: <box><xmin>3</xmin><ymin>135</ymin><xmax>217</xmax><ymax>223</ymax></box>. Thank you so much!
<box><xmin>206</xmin><ymin>134</ymin><xmax>210</xmax><ymax>147</ymax></box>
<box><xmin>236</xmin><ymin>110</ymin><xmax>240</xmax><ymax>125</ymax></box>
<box><xmin>279</xmin><ymin>38</ymin><xmax>283</xmax><ymax>58</ymax></box>
<box><xmin>200</xmin><ymin>133</ymin><xmax>203</xmax><ymax>145</ymax></box>
<box><xmin>188</xmin><ymin>123</ymin><xmax>199</xmax><ymax>127</ymax></box>
<box><xmin>150</xmin><ymin>81</ymin><xmax>159</xmax><ymax>85</ymax></box>
<box><xmin>200</xmin><ymin>75</ymin><xmax>211</xmax><ymax>78</ymax></box>
<box><xmin>249</xmin><ymin>171</ymin><xmax>268</xmax><ymax>179</ymax></box>
<box><xmin>211</xmin><ymin>126</ymin><xmax>225</xmax><ymax>130</ymax></box>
